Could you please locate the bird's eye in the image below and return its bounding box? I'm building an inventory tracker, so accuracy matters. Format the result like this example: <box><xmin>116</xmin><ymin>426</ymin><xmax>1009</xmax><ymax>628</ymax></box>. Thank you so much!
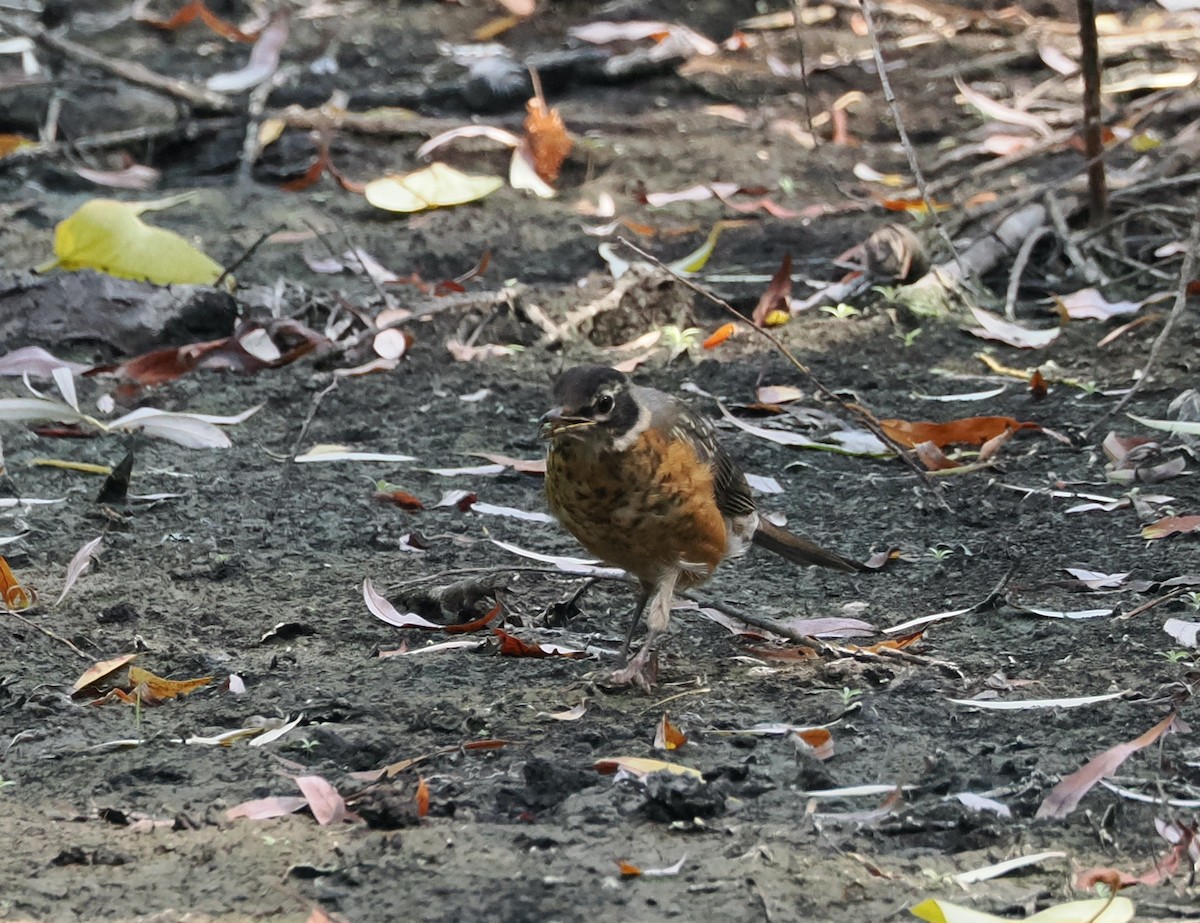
<box><xmin>595</xmin><ymin>393</ymin><xmax>615</xmax><ymax>415</ymax></box>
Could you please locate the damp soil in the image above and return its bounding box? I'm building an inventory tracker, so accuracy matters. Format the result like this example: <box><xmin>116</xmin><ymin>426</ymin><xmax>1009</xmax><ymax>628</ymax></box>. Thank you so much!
<box><xmin>1</xmin><ymin>2</ymin><xmax>1199</xmax><ymax>922</ymax></box>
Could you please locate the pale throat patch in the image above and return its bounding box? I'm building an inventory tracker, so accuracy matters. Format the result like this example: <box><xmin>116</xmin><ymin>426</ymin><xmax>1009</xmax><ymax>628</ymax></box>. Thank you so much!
<box><xmin>610</xmin><ymin>398</ymin><xmax>651</xmax><ymax>452</ymax></box>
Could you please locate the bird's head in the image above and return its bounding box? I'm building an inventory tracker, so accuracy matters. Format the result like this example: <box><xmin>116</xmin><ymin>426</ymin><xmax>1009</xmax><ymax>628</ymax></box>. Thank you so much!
<box><xmin>540</xmin><ymin>365</ymin><xmax>640</xmax><ymax>446</ymax></box>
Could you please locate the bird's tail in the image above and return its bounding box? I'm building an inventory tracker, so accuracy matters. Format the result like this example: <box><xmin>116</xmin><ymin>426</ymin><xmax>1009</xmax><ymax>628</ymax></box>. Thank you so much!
<box><xmin>752</xmin><ymin>518</ymin><xmax>866</xmax><ymax>572</ymax></box>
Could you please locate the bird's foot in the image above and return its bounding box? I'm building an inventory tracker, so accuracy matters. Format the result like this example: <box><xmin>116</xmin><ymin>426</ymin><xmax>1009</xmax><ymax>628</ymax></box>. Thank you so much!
<box><xmin>604</xmin><ymin>646</ymin><xmax>658</xmax><ymax>692</ymax></box>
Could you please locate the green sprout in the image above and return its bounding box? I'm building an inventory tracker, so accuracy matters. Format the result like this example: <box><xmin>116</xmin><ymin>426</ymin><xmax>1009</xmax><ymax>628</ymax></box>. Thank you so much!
<box><xmin>820</xmin><ymin>303</ymin><xmax>861</xmax><ymax>320</ymax></box>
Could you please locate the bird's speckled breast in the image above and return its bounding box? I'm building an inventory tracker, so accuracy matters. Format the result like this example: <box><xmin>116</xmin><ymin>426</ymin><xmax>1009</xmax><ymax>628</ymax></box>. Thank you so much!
<box><xmin>545</xmin><ymin>429</ymin><xmax>728</xmax><ymax>585</ymax></box>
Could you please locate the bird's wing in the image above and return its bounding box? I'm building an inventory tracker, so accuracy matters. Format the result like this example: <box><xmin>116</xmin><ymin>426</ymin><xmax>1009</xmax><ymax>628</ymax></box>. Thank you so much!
<box><xmin>635</xmin><ymin>385</ymin><xmax>756</xmax><ymax>518</ymax></box>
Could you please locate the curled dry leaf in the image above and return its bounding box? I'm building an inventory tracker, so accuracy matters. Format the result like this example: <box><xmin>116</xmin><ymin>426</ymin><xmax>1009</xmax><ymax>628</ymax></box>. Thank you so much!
<box><xmin>55</xmin><ymin>535</ymin><xmax>103</xmax><ymax>605</ymax></box>
<box><xmin>1142</xmin><ymin>514</ymin><xmax>1200</xmax><ymax>540</ymax></box>
<box><xmin>751</xmin><ymin>253</ymin><xmax>792</xmax><ymax>326</ymax></box>
<box><xmin>1036</xmin><ymin>712</ymin><xmax>1183</xmax><ymax>820</ymax></box>
<box><xmin>653</xmin><ymin>713</ymin><xmax>686</xmax><ymax>751</ymax></box>
<box><xmin>0</xmin><ymin>555</ymin><xmax>34</xmax><ymax>610</ymax></box>
<box><xmin>1163</xmin><ymin>618</ymin><xmax>1199</xmax><ymax>648</ymax></box>
<box><xmin>967</xmin><ymin>306</ymin><xmax>1060</xmax><ymax>349</ymax></box>
<box><xmin>0</xmin><ymin>346</ymin><xmax>90</xmax><ymax>379</ymax></box>
<box><xmin>362</xmin><ymin>578</ymin><xmax>443</xmax><ymax>629</ymax></box>
<box><xmin>71</xmin><ymin>653</ymin><xmax>138</xmax><ymax>695</ymax></box>
<box><xmin>295</xmin><ymin>774</ymin><xmax>348</xmax><ymax>826</ymax></box>
<box><xmin>206</xmin><ymin>10</ymin><xmax>288</xmax><ymax>93</ymax></box>
<box><xmin>226</xmin><ymin>796</ymin><xmax>309</xmax><ymax>821</ymax></box>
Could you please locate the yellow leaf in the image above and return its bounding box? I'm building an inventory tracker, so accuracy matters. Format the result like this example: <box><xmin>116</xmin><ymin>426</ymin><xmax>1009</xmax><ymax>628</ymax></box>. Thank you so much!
<box><xmin>48</xmin><ymin>199</ymin><xmax>224</xmax><ymax>286</ymax></box>
<box><xmin>668</xmin><ymin>219</ymin><xmax>749</xmax><ymax>274</ymax></box>
<box><xmin>763</xmin><ymin>309</ymin><xmax>790</xmax><ymax>327</ymax></box>
<box><xmin>127</xmin><ymin>666</ymin><xmax>214</xmax><ymax>700</ymax></box>
<box><xmin>364</xmin><ymin>163</ymin><xmax>503</xmax><ymax>213</ymax></box>
<box><xmin>593</xmin><ymin>756</ymin><xmax>703</xmax><ymax>779</ymax></box>
<box><xmin>910</xmin><ymin>897</ymin><xmax>1134</xmax><ymax>923</ymax></box>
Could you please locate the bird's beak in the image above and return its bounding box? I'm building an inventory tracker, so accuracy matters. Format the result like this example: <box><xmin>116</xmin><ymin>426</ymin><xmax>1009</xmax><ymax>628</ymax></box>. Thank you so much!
<box><xmin>539</xmin><ymin>407</ymin><xmax>593</xmax><ymax>439</ymax></box>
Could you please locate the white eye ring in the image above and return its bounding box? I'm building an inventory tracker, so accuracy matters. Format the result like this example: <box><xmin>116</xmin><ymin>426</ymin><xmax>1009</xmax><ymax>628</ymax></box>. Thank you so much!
<box><xmin>595</xmin><ymin>393</ymin><xmax>615</xmax><ymax>415</ymax></box>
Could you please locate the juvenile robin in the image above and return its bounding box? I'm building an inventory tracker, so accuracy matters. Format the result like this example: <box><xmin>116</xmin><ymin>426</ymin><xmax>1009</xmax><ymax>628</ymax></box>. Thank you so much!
<box><xmin>540</xmin><ymin>364</ymin><xmax>863</xmax><ymax>690</ymax></box>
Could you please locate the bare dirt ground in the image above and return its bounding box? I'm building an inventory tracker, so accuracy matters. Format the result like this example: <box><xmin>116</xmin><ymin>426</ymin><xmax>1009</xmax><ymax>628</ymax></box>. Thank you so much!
<box><xmin>1</xmin><ymin>1</ymin><xmax>1199</xmax><ymax>922</ymax></box>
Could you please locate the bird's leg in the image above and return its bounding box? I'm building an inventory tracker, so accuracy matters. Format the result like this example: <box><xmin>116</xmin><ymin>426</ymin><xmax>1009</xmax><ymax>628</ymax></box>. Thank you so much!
<box><xmin>617</xmin><ymin>583</ymin><xmax>652</xmax><ymax>664</ymax></box>
<box><xmin>609</xmin><ymin>571</ymin><xmax>678</xmax><ymax>691</ymax></box>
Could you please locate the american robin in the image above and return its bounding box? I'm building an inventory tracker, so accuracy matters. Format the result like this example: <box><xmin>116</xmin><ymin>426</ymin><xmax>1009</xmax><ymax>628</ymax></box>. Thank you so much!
<box><xmin>540</xmin><ymin>364</ymin><xmax>863</xmax><ymax>690</ymax></box>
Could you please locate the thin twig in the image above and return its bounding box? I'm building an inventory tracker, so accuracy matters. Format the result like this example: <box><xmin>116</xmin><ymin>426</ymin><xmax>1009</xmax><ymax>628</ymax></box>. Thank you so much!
<box><xmin>0</xmin><ymin>12</ymin><xmax>233</xmax><ymax>112</ymax></box>
<box><xmin>267</xmin><ymin>378</ymin><xmax>340</xmax><ymax>525</ymax></box>
<box><xmin>857</xmin><ymin>0</ymin><xmax>964</xmax><ymax>277</ymax></box>
<box><xmin>1004</xmin><ymin>225</ymin><xmax>1052</xmax><ymax>320</ymax></box>
<box><xmin>214</xmin><ymin>223</ymin><xmax>284</xmax><ymax>290</ymax></box>
<box><xmin>1075</xmin><ymin>0</ymin><xmax>1108</xmax><ymax>226</ymax></box>
<box><xmin>616</xmin><ymin>237</ymin><xmax>948</xmax><ymax>506</ymax></box>
<box><xmin>3</xmin><ymin>608</ymin><xmax>89</xmax><ymax>659</ymax></box>
<box><xmin>1082</xmin><ymin>202</ymin><xmax>1200</xmax><ymax>437</ymax></box>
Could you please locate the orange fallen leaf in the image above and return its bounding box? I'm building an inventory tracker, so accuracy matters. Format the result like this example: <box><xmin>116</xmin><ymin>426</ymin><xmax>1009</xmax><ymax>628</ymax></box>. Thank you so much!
<box><xmin>444</xmin><ymin>601</ymin><xmax>503</xmax><ymax>635</ymax></box>
<box><xmin>373</xmin><ymin>489</ymin><xmax>425</xmax><ymax>510</ymax></box>
<box><xmin>137</xmin><ymin>0</ymin><xmax>256</xmax><ymax>41</ymax></box>
<box><xmin>618</xmin><ymin>860</ymin><xmax>642</xmax><ymax>877</ymax></box>
<box><xmin>492</xmin><ymin>628</ymin><xmax>586</xmax><ymax>657</ymax></box>
<box><xmin>847</xmin><ymin>630</ymin><xmax>924</xmax><ymax>653</ymax></box>
<box><xmin>0</xmin><ymin>555</ymin><xmax>34</xmax><ymax>610</ymax></box>
<box><xmin>653</xmin><ymin>713</ymin><xmax>687</xmax><ymax>750</ymax></box>
<box><xmin>794</xmin><ymin>727</ymin><xmax>834</xmax><ymax>761</ymax></box>
<box><xmin>125</xmin><ymin>666</ymin><xmax>214</xmax><ymax>701</ymax></box>
<box><xmin>524</xmin><ymin>74</ymin><xmax>572</xmax><ymax>183</ymax></box>
<box><xmin>1141</xmin><ymin>515</ymin><xmax>1200</xmax><ymax>541</ymax></box>
<box><xmin>702</xmin><ymin>323</ymin><xmax>736</xmax><ymax>349</ymax></box>
<box><xmin>880</xmin><ymin>416</ymin><xmax>1041</xmax><ymax>449</ymax></box>
<box><xmin>0</xmin><ymin>134</ymin><xmax>37</xmax><ymax>157</ymax></box>
<box><xmin>415</xmin><ymin>776</ymin><xmax>430</xmax><ymax>818</ymax></box>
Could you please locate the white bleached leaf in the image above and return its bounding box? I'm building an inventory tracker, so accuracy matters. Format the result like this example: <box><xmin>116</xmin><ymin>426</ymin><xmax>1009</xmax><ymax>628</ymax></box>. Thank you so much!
<box><xmin>416</xmin><ymin>125</ymin><xmax>520</xmax><ymax>160</ymax></box>
<box><xmin>55</xmin><ymin>535</ymin><xmax>103</xmax><ymax>606</ymax></box>
<box><xmin>379</xmin><ymin>639</ymin><xmax>484</xmax><ymax>657</ymax></box>
<box><xmin>1163</xmin><ymin>617</ymin><xmax>1199</xmax><ymax>648</ymax></box>
<box><xmin>186</xmin><ymin>404</ymin><xmax>264</xmax><ymax>425</ymax></box>
<box><xmin>1126</xmin><ymin>412</ymin><xmax>1200</xmax><ymax>436</ymax></box>
<box><xmin>0</xmin><ymin>346</ymin><xmax>89</xmax><ymax>378</ymax></box>
<box><xmin>295</xmin><ymin>445</ymin><xmax>416</xmax><ymax>463</ymax></box>
<box><xmin>469</xmin><ymin>501</ymin><xmax>555</xmax><ymax>524</ymax></box>
<box><xmin>913</xmin><ymin>386</ymin><xmax>1008</xmax><ymax>402</ymax></box>
<box><xmin>953</xmin><ymin>851</ymin><xmax>1064</xmax><ymax>885</ymax></box>
<box><xmin>1017</xmin><ymin>606</ymin><xmax>1113</xmax><ymax>619</ymax></box>
<box><xmin>248</xmin><ymin>713</ymin><xmax>305</xmax><ymax>747</ymax></box>
<box><xmin>952</xmin><ymin>792</ymin><xmax>1011</xmax><ymax>817</ymax></box>
<box><xmin>362</xmin><ymin>577</ymin><xmax>444</xmax><ymax>629</ymax></box>
<box><xmin>745</xmin><ymin>473</ymin><xmax>783</xmax><ymax>494</ymax></box>
<box><xmin>967</xmin><ymin>306</ymin><xmax>1060</xmax><ymax>349</ymax></box>
<box><xmin>0</xmin><ymin>396</ymin><xmax>93</xmax><ymax>425</ymax></box>
<box><xmin>108</xmin><ymin>408</ymin><xmax>232</xmax><ymax>449</ymax></box>
<box><xmin>425</xmin><ymin>464</ymin><xmax>506</xmax><ymax>477</ymax></box>
<box><xmin>948</xmin><ymin>690</ymin><xmax>1128</xmax><ymax>710</ymax></box>
<box><xmin>51</xmin><ymin>366</ymin><xmax>78</xmax><ymax>411</ymax></box>
<box><xmin>798</xmin><ymin>784</ymin><xmax>917</xmax><ymax>798</ymax></box>
<box><xmin>490</xmin><ymin>538</ymin><xmax>626</xmax><ymax>577</ymax></box>
<box><xmin>0</xmin><ymin>497</ymin><xmax>67</xmax><ymax>508</ymax></box>
<box><xmin>510</xmin><ymin>140</ymin><xmax>556</xmax><ymax>199</ymax></box>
